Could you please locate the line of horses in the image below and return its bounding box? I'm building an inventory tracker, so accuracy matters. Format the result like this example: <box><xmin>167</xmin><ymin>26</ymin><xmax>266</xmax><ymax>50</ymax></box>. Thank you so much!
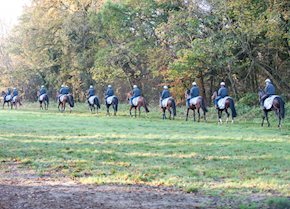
<box><xmin>1</xmin><ymin>89</ymin><xmax>286</xmax><ymax>128</ymax></box>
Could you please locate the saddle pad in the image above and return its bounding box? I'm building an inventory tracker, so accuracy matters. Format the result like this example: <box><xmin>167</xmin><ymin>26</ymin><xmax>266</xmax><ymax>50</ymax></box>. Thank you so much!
<box><xmin>88</xmin><ymin>96</ymin><xmax>97</xmax><ymax>105</ymax></box>
<box><xmin>161</xmin><ymin>97</ymin><xmax>172</xmax><ymax>107</ymax></box>
<box><xmin>264</xmin><ymin>95</ymin><xmax>278</xmax><ymax>110</ymax></box>
<box><xmin>5</xmin><ymin>95</ymin><xmax>11</xmax><ymax>101</ymax></box>
<box><xmin>218</xmin><ymin>96</ymin><xmax>232</xmax><ymax>109</ymax></box>
<box><xmin>130</xmin><ymin>96</ymin><xmax>140</xmax><ymax>106</ymax></box>
<box><xmin>39</xmin><ymin>94</ymin><xmax>46</xmax><ymax>101</ymax></box>
<box><xmin>106</xmin><ymin>96</ymin><xmax>116</xmax><ymax>105</ymax></box>
<box><xmin>189</xmin><ymin>96</ymin><xmax>201</xmax><ymax>106</ymax></box>
<box><xmin>59</xmin><ymin>95</ymin><xmax>65</xmax><ymax>102</ymax></box>
<box><xmin>12</xmin><ymin>96</ymin><xmax>18</xmax><ymax>102</ymax></box>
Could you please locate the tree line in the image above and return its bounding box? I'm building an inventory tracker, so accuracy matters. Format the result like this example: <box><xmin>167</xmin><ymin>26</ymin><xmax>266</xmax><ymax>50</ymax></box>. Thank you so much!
<box><xmin>0</xmin><ymin>0</ymin><xmax>289</xmax><ymax>104</ymax></box>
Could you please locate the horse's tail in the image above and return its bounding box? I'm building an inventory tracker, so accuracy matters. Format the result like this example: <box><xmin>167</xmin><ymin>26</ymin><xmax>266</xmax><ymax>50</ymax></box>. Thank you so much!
<box><xmin>113</xmin><ymin>97</ymin><xmax>118</xmax><ymax>112</ymax></box>
<box><xmin>46</xmin><ymin>95</ymin><xmax>49</xmax><ymax>105</ymax></box>
<box><xmin>144</xmin><ymin>98</ymin><xmax>150</xmax><ymax>113</ymax></box>
<box><xmin>277</xmin><ymin>97</ymin><xmax>285</xmax><ymax>119</ymax></box>
<box><xmin>68</xmin><ymin>95</ymin><xmax>74</xmax><ymax>107</ymax></box>
<box><xmin>171</xmin><ymin>98</ymin><xmax>176</xmax><ymax>116</ymax></box>
<box><xmin>95</xmin><ymin>97</ymin><xmax>100</xmax><ymax>109</ymax></box>
<box><xmin>201</xmin><ymin>97</ymin><xmax>208</xmax><ymax>112</ymax></box>
<box><xmin>229</xmin><ymin>98</ymin><xmax>237</xmax><ymax>118</ymax></box>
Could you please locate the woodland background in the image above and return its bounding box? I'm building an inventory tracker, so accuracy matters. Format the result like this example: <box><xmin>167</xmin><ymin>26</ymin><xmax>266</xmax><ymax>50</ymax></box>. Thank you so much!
<box><xmin>0</xmin><ymin>0</ymin><xmax>289</xmax><ymax>104</ymax></box>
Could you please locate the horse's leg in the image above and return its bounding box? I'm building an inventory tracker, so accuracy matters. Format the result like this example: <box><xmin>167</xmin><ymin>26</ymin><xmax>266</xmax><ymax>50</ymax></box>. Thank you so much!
<box><xmin>261</xmin><ymin>110</ymin><xmax>266</xmax><ymax>127</ymax></box>
<box><xmin>186</xmin><ymin>108</ymin><xmax>189</xmax><ymax>121</ymax></box>
<box><xmin>225</xmin><ymin>108</ymin><xmax>230</xmax><ymax>124</ymax></box>
<box><xmin>203</xmin><ymin>108</ymin><xmax>207</xmax><ymax>122</ymax></box>
<box><xmin>168</xmin><ymin>108</ymin><xmax>172</xmax><ymax>120</ymax></box>
<box><xmin>218</xmin><ymin>110</ymin><xmax>222</xmax><ymax>124</ymax></box>
<box><xmin>193</xmin><ymin>109</ymin><xmax>196</xmax><ymax>122</ymax></box>
<box><xmin>162</xmin><ymin>108</ymin><xmax>165</xmax><ymax>120</ymax></box>
<box><xmin>138</xmin><ymin>106</ymin><xmax>141</xmax><ymax>117</ymax></box>
<box><xmin>129</xmin><ymin>106</ymin><xmax>132</xmax><ymax>117</ymax></box>
<box><xmin>107</xmin><ymin>105</ymin><xmax>110</xmax><ymax>116</ymax></box>
<box><xmin>265</xmin><ymin>111</ymin><xmax>270</xmax><ymax>127</ymax></box>
<box><xmin>197</xmin><ymin>108</ymin><xmax>200</xmax><ymax>122</ymax></box>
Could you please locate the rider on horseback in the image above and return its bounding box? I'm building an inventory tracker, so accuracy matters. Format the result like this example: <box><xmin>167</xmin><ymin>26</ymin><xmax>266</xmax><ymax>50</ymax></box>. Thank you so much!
<box><xmin>5</xmin><ymin>88</ymin><xmax>12</xmax><ymax>101</ymax></box>
<box><xmin>188</xmin><ymin>82</ymin><xmax>199</xmax><ymax>107</ymax></box>
<box><xmin>160</xmin><ymin>86</ymin><xmax>171</xmax><ymax>106</ymax></box>
<box><xmin>88</xmin><ymin>85</ymin><xmax>95</xmax><ymax>99</ymax></box>
<box><xmin>39</xmin><ymin>85</ymin><xmax>47</xmax><ymax>96</ymax></box>
<box><xmin>105</xmin><ymin>85</ymin><xmax>114</xmax><ymax>98</ymax></box>
<box><xmin>12</xmin><ymin>87</ymin><xmax>18</xmax><ymax>102</ymax></box>
<box><xmin>214</xmin><ymin>82</ymin><xmax>228</xmax><ymax>109</ymax></box>
<box><xmin>39</xmin><ymin>85</ymin><xmax>47</xmax><ymax>101</ymax></box>
<box><xmin>260</xmin><ymin>79</ymin><xmax>275</xmax><ymax>108</ymax></box>
<box><xmin>130</xmin><ymin>85</ymin><xmax>141</xmax><ymax>105</ymax></box>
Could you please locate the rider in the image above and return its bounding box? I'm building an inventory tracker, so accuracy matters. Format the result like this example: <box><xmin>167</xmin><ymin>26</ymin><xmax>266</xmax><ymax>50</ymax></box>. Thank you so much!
<box><xmin>130</xmin><ymin>85</ymin><xmax>141</xmax><ymax>105</ymax></box>
<box><xmin>214</xmin><ymin>82</ymin><xmax>228</xmax><ymax>108</ymax></box>
<box><xmin>188</xmin><ymin>82</ymin><xmax>199</xmax><ymax>107</ymax></box>
<box><xmin>88</xmin><ymin>85</ymin><xmax>95</xmax><ymax>99</ymax></box>
<box><xmin>105</xmin><ymin>85</ymin><xmax>114</xmax><ymax>99</ymax></box>
<box><xmin>39</xmin><ymin>85</ymin><xmax>47</xmax><ymax>96</ymax></box>
<box><xmin>12</xmin><ymin>87</ymin><xmax>18</xmax><ymax>101</ymax></box>
<box><xmin>160</xmin><ymin>86</ymin><xmax>171</xmax><ymax>106</ymax></box>
<box><xmin>260</xmin><ymin>78</ymin><xmax>275</xmax><ymax>107</ymax></box>
<box><xmin>64</xmin><ymin>85</ymin><xmax>70</xmax><ymax>95</ymax></box>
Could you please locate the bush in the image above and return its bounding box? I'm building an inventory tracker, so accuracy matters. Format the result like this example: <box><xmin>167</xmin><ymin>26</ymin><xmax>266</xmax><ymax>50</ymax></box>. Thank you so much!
<box><xmin>238</xmin><ymin>93</ymin><xmax>259</xmax><ymax>106</ymax></box>
<box><xmin>267</xmin><ymin>197</ymin><xmax>290</xmax><ymax>209</ymax></box>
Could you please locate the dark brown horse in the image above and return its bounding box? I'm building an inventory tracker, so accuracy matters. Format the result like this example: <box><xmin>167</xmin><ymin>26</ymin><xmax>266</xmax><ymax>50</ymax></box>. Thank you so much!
<box><xmin>185</xmin><ymin>90</ymin><xmax>208</xmax><ymax>122</ymax></box>
<box><xmin>160</xmin><ymin>97</ymin><xmax>176</xmax><ymax>120</ymax></box>
<box><xmin>57</xmin><ymin>93</ymin><xmax>74</xmax><ymax>113</ymax></box>
<box><xmin>212</xmin><ymin>91</ymin><xmax>237</xmax><ymax>124</ymax></box>
<box><xmin>105</xmin><ymin>96</ymin><xmax>118</xmax><ymax>116</ymax></box>
<box><xmin>127</xmin><ymin>92</ymin><xmax>149</xmax><ymax>117</ymax></box>
<box><xmin>12</xmin><ymin>95</ymin><xmax>22</xmax><ymax>109</ymax></box>
<box><xmin>1</xmin><ymin>91</ymin><xmax>12</xmax><ymax>109</ymax></box>
<box><xmin>258</xmin><ymin>89</ymin><xmax>285</xmax><ymax>128</ymax></box>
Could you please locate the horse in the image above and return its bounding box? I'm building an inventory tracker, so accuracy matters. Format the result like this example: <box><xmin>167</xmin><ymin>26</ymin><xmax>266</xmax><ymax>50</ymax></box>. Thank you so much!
<box><xmin>185</xmin><ymin>90</ymin><xmax>208</xmax><ymax>122</ymax></box>
<box><xmin>1</xmin><ymin>91</ymin><xmax>12</xmax><ymax>109</ymax></box>
<box><xmin>258</xmin><ymin>89</ymin><xmax>285</xmax><ymax>128</ymax></box>
<box><xmin>211</xmin><ymin>91</ymin><xmax>237</xmax><ymax>124</ymax></box>
<box><xmin>160</xmin><ymin>97</ymin><xmax>177</xmax><ymax>120</ymax></box>
<box><xmin>88</xmin><ymin>96</ymin><xmax>101</xmax><ymax>113</ymax></box>
<box><xmin>57</xmin><ymin>93</ymin><xmax>74</xmax><ymax>112</ymax></box>
<box><xmin>38</xmin><ymin>93</ymin><xmax>49</xmax><ymax>110</ymax></box>
<box><xmin>105</xmin><ymin>96</ymin><xmax>118</xmax><ymax>116</ymax></box>
<box><xmin>127</xmin><ymin>92</ymin><xmax>149</xmax><ymax>117</ymax></box>
<box><xmin>11</xmin><ymin>95</ymin><xmax>22</xmax><ymax>109</ymax></box>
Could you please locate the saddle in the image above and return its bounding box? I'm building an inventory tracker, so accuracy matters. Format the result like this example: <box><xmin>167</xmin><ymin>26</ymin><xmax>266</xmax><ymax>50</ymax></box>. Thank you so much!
<box><xmin>106</xmin><ymin>96</ymin><xmax>116</xmax><ymax>105</ymax></box>
<box><xmin>189</xmin><ymin>96</ymin><xmax>202</xmax><ymax>106</ymax></box>
<box><xmin>88</xmin><ymin>96</ymin><xmax>97</xmax><ymax>105</ymax></box>
<box><xmin>263</xmin><ymin>95</ymin><xmax>279</xmax><ymax>110</ymax></box>
<box><xmin>217</xmin><ymin>96</ymin><xmax>232</xmax><ymax>109</ymax></box>
<box><xmin>130</xmin><ymin>96</ymin><xmax>140</xmax><ymax>106</ymax></box>
<box><xmin>161</xmin><ymin>97</ymin><xmax>172</xmax><ymax>107</ymax></box>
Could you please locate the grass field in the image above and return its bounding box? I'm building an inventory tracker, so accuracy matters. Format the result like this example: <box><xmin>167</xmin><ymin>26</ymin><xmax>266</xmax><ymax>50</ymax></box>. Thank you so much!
<box><xmin>0</xmin><ymin>102</ymin><xmax>289</xmax><ymax>207</ymax></box>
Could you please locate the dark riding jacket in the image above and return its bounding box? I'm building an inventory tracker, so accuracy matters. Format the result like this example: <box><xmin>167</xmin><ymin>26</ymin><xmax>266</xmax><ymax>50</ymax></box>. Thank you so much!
<box><xmin>7</xmin><ymin>89</ymin><xmax>11</xmax><ymax>95</ymax></box>
<box><xmin>106</xmin><ymin>88</ymin><xmax>114</xmax><ymax>97</ymax></box>
<box><xmin>161</xmin><ymin>90</ymin><xmax>171</xmax><ymax>100</ymax></box>
<box><xmin>40</xmin><ymin>88</ymin><xmax>47</xmax><ymax>96</ymax></box>
<box><xmin>132</xmin><ymin>88</ymin><xmax>141</xmax><ymax>97</ymax></box>
<box><xmin>190</xmin><ymin>86</ymin><xmax>199</xmax><ymax>98</ymax></box>
<box><xmin>13</xmin><ymin>89</ymin><xmax>18</xmax><ymax>96</ymax></box>
<box><xmin>63</xmin><ymin>87</ymin><xmax>69</xmax><ymax>94</ymax></box>
<box><xmin>88</xmin><ymin>88</ymin><xmax>95</xmax><ymax>97</ymax></box>
<box><xmin>59</xmin><ymin>88</ymin><xmax>65</xmax><ymax>94</ymax></box>
<box><xmin>265</xmin><ymin>83</ymin><xmax>275</xmax><ymax>95</ymax></box>
<box><xmin>218</xmin><ymin>87</ymin><xmax>228</xmax><ymax>98</ymax></box>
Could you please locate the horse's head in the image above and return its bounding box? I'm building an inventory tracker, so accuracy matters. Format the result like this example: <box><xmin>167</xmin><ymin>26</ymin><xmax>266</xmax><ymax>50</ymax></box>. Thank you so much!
<box><xmin>185</xmin><ymin>89</ymin><xmax>190</xmax><ymax>99</ymax></box>
<box><xmin>126</xmin><ymin>91</ymin><xmax>132</xmax><ymax>100</ymax></box>
<box><xmin>1</xmin><ymin>91</ymin><xmax>5</xmax><ymax>97</ymax></box>
<box><xmin>211</xmin><ymin>91</ymin><xmax>217</xmax><ymax>100</ymax></box>
<box><xmin>258</xmin><ymin>88</ymin><xmax>265</xmax><ymax>100</ymax></box>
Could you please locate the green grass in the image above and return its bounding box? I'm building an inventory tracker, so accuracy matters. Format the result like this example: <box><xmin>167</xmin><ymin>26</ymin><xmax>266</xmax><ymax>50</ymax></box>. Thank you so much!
<box><xmin>0</xmin><ymin>102</ymin><xmax>289</xmax><ymax>203</ymax></box>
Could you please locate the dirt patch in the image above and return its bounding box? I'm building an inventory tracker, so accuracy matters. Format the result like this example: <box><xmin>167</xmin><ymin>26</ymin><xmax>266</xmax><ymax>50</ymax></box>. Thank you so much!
<box><xmin>0</xmin><ymin>162</ymin><xmax>269</xmax><ymax>209</ymax></box>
